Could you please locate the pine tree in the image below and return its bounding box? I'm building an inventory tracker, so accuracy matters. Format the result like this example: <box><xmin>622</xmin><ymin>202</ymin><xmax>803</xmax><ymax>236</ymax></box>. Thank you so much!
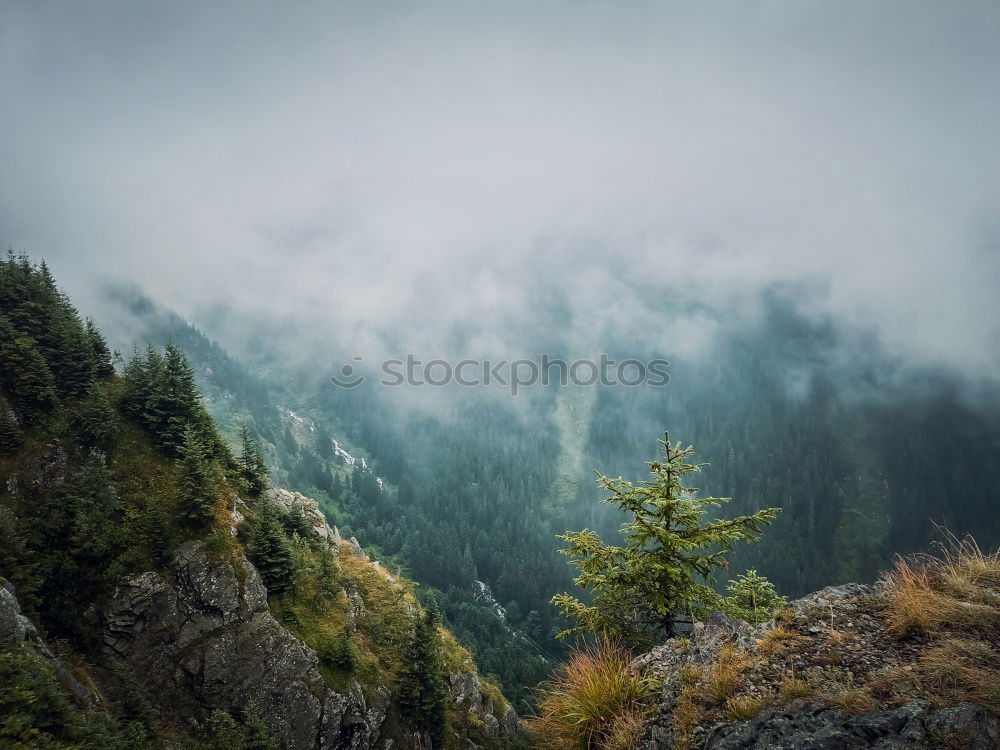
<box><xmin>146</xmin><ymin>344</ymin><xmax>200</xmax><ymax>454</ymax></box>
<box><xmin>552</xmin><ymin>433</ymin><xmax>780</xmax><ymax>646</ymax></box>
<box><xmin>249</xmin><ymin>501</ymin><xmax>295</xmax><ymax>595</ymax></box>
<box><xmin>0</xmin><ymin>314</ymin><xmax>57</xmax><ymax>416</ymax></box>
<box><xmin>398</xmin><ymin>602</ymin><xmax>447</xmax><ymax>744</ymax></box>
<box><xmin>282</xmin><ymin>506</ymin><xmax>312</xmax><ymax>540</ymax></box>
<box><xmin>85</xmin><ymin>318</ymin><xmax>115</xmax><ymax>379</ymax></box>
<box><xmin>241</xmin><ymin>706</ymin><xmax>277</xmax><ymax>750</ymax></box>
<box><xmin>119</xmin><ymin>346</ymin><xmax>153</xmax><ymax>421</ymax></box>
<box><xmin>70</xmin><ymin>451</ymin><xmax>124</xmax><ymax>569</ymax></box>
<box><xmin>178</xmin><ymin>428</ymin><xmax>217</xmax><ymax>526</ymax></box>
<box><xmin>238</xmin><ymin>426</ymin><xmax>269</xmax><ymax>496</ymax></box>
<box><xmin>70</xmin><ymin>386</ymin><xmax>119</xmax><ymax>451</ymax></box>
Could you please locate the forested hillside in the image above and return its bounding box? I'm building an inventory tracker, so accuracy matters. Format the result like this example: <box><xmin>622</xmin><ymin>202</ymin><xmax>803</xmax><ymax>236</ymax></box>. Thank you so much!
<box><xmin>0</xmin><ymin>255</ymin><xmax>519</xmax><ymax>749</ymax></box>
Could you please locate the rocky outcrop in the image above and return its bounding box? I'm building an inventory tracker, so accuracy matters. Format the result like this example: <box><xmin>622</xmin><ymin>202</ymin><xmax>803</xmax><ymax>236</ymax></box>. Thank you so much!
<box><xmin>100</xmin><ymin>539</ymin><xmax>387</xmax><ymax>749</ymax></box>
<box><xmin>98</xmin><ymin>487</ymin><xmax>520</xmax><ymax>749</ymax></box>
<box><xmin>448</xmin><ymin>670</ymin><xmax>521</xmax><ymax>740</ymax></box>
<box><xmin>266</xmin><ymin>487</ymin><xmax>343</xmax><ymax>552</ymax></box>
<box><xmin>636</xmin><ymin>584</ymin><xmax>999</xmax><ymax>749</ymax></box>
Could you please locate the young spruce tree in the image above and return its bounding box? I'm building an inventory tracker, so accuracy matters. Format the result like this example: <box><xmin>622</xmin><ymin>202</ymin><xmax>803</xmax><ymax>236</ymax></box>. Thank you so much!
<box><xmin>238</xmin><ymin>426</ymin><xmax>269</xmax><ymax>497</ymax></box>
<box><xmin>552</xmin><ymin>433</ymin><xmax>780</xmax><ymax>647</ymax></box>
<box><xmin>398</xmin><ymin>600</ymin><xmax>447</xmax><ymax>745</ymax></box>
<box><xmin>249</xmin><ymin>501</ymin><xmax>295</xmax><ymax>595</ymax></box>
<box><xmin>179</xmin><ymin>428</ymin><xmax>217</xmax><ymax>527</ymax></box>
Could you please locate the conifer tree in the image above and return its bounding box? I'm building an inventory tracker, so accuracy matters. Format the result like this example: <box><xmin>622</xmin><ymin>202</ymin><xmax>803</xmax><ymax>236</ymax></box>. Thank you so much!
<box><xmin>249</xmin><ymin>501</ymin><xmax>295</xmax><ymax>595</ymax></box>
<box><xmin>70</xmin><ymin>386</ymin><xmax>119</xmax><ymax>451</ymax></box>
<box><xmin>70</xmin><ymin>451</ymin><xmax>124</xmax><ymax>569</ymax></box>
<box><xmin>238</xmin><ymin>426</ymin><xmax>269</xmax><ymax>496</ymax></box>
<box><xmin>241</xmin><ymin>706</ymin><xmax>277</xmax><ymax>750</ymax></box>
<box><xmin>0</xmin><ymin>314</ymin><xmax>57</xmax><ymax>416</ymax></box>
<box><xmin>85</xmin><ymin>318</ymin><xmax>116</xmax><ymax>379</ymax></box>
<box><xmin>119</xmin><ymin>346</ymin><xmax>153</xmax><ymax>421</ymax></box>
<box><xmin>552</xmin><ymin>433</ymin><xmax>780</xmax><ymax>646</ymax></box>
<box><xmin>720</xmin><ymin>569</ymin><xmax>786</xmax><ymax>625</ymax></box>
<box><xmin>398</xmin><ymin>601</ymin><xmax>447</xmax><ymax>744</ymax></box>
<box><xmin>146</xmin><ymin>343</ymin><xmax>200</xmax><ymax>454</ymax></box>
<box><xmin>178</xmin><ymin>428</ymin><xmax>217</xmax><ymax>526</ymax></box>
<box><xmin>282</xmin><ymin>506</ymin><xmax>312</xmax><ymax>540</ymax></box>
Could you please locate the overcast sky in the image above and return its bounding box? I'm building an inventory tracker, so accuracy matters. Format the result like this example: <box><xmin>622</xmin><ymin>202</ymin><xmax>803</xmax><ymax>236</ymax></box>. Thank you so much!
<box><xmin>2</xmin><ymin>1</ymin><xmax>999</xmax><ymax>375</ymax></box>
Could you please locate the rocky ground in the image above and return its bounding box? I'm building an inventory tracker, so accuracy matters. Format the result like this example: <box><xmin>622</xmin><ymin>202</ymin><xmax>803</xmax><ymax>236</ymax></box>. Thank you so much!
<box><xmin>634</xmin><ymin>583</ymin><xmax>1000</xmax><ymax>749</ymax></box>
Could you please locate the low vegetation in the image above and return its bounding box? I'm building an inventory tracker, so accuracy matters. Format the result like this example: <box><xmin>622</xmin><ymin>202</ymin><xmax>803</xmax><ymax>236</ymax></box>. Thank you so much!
<box><xmin>537</xmin><ymin>519</ymin><xmax>1000</xmax><ymax>750</ymax></box>
<box><xmin>882</xmin><ymin>531</ymin><xmax>1000</xmax><ymax>639</ymax></box>
<box><xmin>873</xmin><ymin>532</ymin><xmax>1000</xmax><ymax>714</ymax></box>
<box><xmin>527</xmin><ymin>637</ymin><xmax>657</xmax><ymax>750</ymax></box>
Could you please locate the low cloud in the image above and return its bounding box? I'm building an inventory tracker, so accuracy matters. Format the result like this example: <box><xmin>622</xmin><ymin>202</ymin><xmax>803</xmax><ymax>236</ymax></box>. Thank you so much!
<box><xmin>2</xmin><ymin>1</ymin><xmax>998</xmax><ymax>377</ymax></box>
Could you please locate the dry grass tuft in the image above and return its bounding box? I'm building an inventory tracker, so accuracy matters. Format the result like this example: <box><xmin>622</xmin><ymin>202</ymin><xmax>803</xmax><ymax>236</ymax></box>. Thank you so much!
<box><xmin>882</xmin><ymin>532</ymin><xmax>1000</xmax><ymax>638</ymax></box>
<box><xmin>774</xmin><ymin>607</ymin><xmax>797</xmax><ymax>626</ymax></box>
<box><xmin>820</xmin><ymin>685</ymin><xmax>878</xmax><ymax>715</ymax></box>
<box><xmin>908</xmin><ymin>637</ymin><xmax>1000</xmax><ymax>714</ymax></box>
<box><xmin>725</xmin><ymin>694</ymin><xmax>768</xmax><ymax>721</ymax></box>
<box><xmin>671</xmin><ymin>681</ymin><xmax>703</xmax><ymax>750</ymax></box>
<box><xmin>826</xmin><ymin>628</ymin><xmax>847</xmax><ymax>645</ymax></box>
<box><xmin>528</xmin><ymin>637</ymin><xmax>657</xmax><ymax>750</ymax></box>
<box><xmin>778</xmin><ymin>677</ymin><xmax>813</xmax><ymax>702</ymax></box>
<box><xmin>672</xmin><ymin>637</ymin><xmax>692</xmax><ymax>654</ymax></box>
<box><xmin>703</xmin><ymin>645</ymin><xmax>752</xmax><ymax>704</ymax></box>
<box><xmin>757</xmin><ymin>625</ymin><xmax>804</xmax><ymax>656</ymax></box>
<box><xmin>676</xmin><ymin>664</ymin><xmax>702</xmax><ymax>686</ymax></box>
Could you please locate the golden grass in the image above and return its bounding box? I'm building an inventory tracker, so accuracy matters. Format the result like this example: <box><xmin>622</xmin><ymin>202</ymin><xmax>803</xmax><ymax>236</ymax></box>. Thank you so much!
<box><xmin>826</xmin><ymin>628</ymin><xmax>847</xmax><ymax>645</ymax></box>
<box><xmin>528</xmin><ymin>637</ymin><xmax>656</xmax><ymax>750</ymax></box>
<box><xmin>671</xmin><ymin>681</ymin><xmax>703</xmax><ymax>750</ymax></box>
<box><xmin>703</xmin><ymin>645</ymin><xmax>752</xmax><ymax>704</ymax></box>
<box><xmin>672</xmin><ymin>637</ymin><xmax>692</xmax><ymax>654</ymax></box>
<box><xmin>882</xmin><ymin>532</ymin><xmax>1000</xmax><ymax>638</ymax></box>
<box><xmin>908</xmin><ymin>638</ymin><xmax>1000</xmax><ymax>714</ymax></box>
<box><xmin>777</xmin><ymin>677</ymin><xmax>813</xmax><ymax>702</ymax></box>
<box><xmin>773</xmin><ymin>607</ymin><xmax>796</xmax><ymax>626</ymax></box>
<box><xmin>725</xmin><ymin>694</ymin><xmax>767</xmax><ymax>721</ymax></box>
<box><xmin>756</xmin><ymin>625</ymin><xmax>804</xmax><ymax>656</ymax></box>
<box><xmin>820</xmin><ymin>685</ymin><xmax>878</xmax><ymax>715</ymax></box>
<box><xmin>670</xmin><ymin>646</ymin><xmax>755</xmax><ymax>746</ymax></box>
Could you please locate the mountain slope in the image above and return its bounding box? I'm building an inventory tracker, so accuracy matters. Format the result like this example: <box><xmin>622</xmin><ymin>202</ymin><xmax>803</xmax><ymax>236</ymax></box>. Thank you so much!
<box><xmin>0</xmin><ymin>255</ymin><xmax>520</xmax><ymax>749</ymax></box>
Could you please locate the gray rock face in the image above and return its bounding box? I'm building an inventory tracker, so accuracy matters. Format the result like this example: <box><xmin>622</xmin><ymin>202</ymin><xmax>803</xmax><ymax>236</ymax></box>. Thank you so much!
<box><xmin>0</xmin><ymin>578</ymin><xmax>34</xmax><ymax>650</ymax></box>
<box><xmin>100</xmin><ymin>540</ymin><xmax>387</xmax><ymax>750</ymax></box>
<box><xmin>705</xmin><ymin>699</ymin><xmax>1000</xmax><ymax>749</ymax></box>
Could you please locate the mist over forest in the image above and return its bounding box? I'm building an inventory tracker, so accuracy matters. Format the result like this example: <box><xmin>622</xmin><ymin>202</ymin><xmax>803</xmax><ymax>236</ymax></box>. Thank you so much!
<box><xmin>2</xmin><ymin>1</ymin><xmax>999</xmax><ymax>746</ymax></box>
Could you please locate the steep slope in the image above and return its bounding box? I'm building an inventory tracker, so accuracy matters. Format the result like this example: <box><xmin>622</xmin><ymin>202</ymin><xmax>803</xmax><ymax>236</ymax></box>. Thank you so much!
<box><xmin>97</xmin><ymin>488</ymin><xmax>518</xmax><ymax>748</ymax></box>
<box><xmin>0</xmin><ymin>255</ymin><xmax>520</xmax><ymax>749</ymax></box>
